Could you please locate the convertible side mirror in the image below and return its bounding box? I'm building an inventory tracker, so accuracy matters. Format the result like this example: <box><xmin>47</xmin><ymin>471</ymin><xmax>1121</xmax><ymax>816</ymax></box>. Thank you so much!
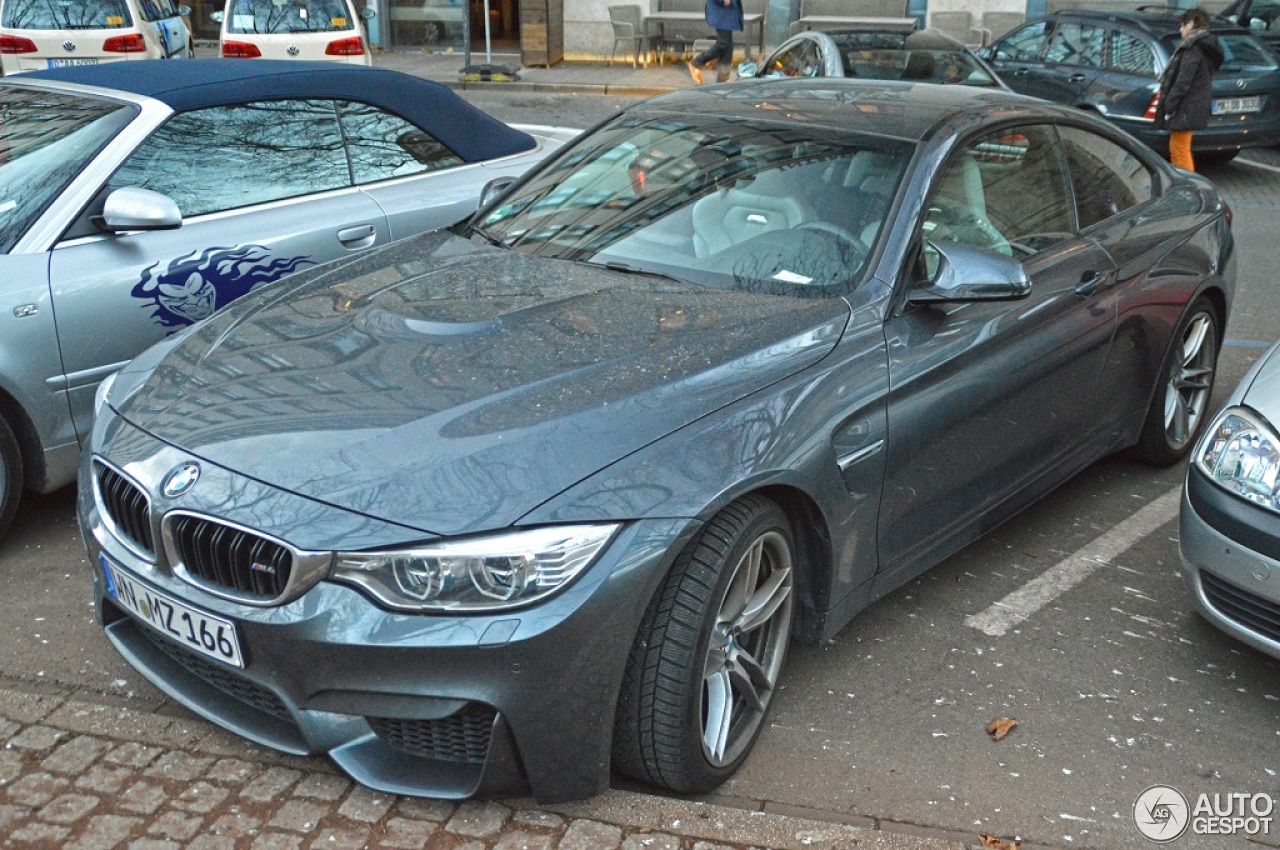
<box><xmin>908</xmin><ymin>240</ymin><xmax>1030</xmax><ymax>303</ymax></box>
<box><xmin>99</xmin><ymin>188</ymin><xmax>183</xmax><ymax>232</ymax></box>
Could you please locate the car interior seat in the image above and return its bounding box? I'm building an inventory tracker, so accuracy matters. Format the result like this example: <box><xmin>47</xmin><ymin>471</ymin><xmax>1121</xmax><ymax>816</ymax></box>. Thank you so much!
<box><xmin>901</xmin><ymin>51</ymin><xmax>937</xmax><ymax>81</ymax></box>
<box><xmin>926</xmin><ymin>152</ymin><xmax>993</xmax><ymax>244</ymax></box>
<box><xmin>841</xmin><ymin>150</ymin><xmax>900</xmax><ymax>246</ymax></box>
<box><xmin>690</xmin><ymin>176</ymin><xmax>813</xmax><ymax>257</ymax></box>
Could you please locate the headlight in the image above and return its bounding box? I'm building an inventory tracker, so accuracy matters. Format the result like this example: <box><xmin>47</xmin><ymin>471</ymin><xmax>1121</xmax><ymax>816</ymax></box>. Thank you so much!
<box><xmin>94</xmin><ymin>371</ymin><xmax>118</xmax><ymax>417</ymax></box>
<box><xmin>1196</xmin><ymin>407</ymin><xmax>1280</xmax><ymax>513</ymax></box>
<box><xmin>331</xmin><ymin>524</ymin><xmax>619</xmax><ymax>612</ymax></box>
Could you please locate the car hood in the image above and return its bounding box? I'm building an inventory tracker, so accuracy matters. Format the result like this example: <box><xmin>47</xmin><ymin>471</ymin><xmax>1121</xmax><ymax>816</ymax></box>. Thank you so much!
<box><xmin>115</xmin><ymin>232</ymin><xmax>849</xmax><ymax>537</ymax></box>
<box><xmin>1240</xmin><ymin>339</ymin><xmax>1280</xmax><ymax>416</ymax></box>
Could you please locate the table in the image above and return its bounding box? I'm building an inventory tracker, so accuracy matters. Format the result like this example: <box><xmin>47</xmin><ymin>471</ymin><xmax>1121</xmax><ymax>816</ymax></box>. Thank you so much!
<box><xmin>788</xmin><ymin>15</ymin><xmax>917</xmax><ymax>35</ymax></box>
<box><xmin>643</xmin><ymin>11</ymin><xmax>765</xmax><ymax>62</ymax></box>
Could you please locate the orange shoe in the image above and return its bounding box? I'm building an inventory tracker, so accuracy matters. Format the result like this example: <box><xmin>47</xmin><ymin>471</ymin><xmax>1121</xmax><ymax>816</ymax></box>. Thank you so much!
<box><xmin>687</xmin><ymin>61</ymin><xmax>703</xmax><ymax>85</ymax></box>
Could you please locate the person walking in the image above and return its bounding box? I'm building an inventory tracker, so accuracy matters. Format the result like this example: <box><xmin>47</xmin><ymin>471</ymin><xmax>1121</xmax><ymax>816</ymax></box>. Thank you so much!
<box><xmin>688</xmin><ymin>0</ymin><xmax>742</xmax><ymax>84</ymax></box>
<box><xmin>1155</xmin><ymin>7</ymin><xmax>1223</xmax><ymax>172</ymax></box>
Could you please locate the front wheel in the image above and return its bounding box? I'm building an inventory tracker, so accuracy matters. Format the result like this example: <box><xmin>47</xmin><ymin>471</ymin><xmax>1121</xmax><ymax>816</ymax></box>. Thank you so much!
<box><xmin>613</xmin><ymin>495</ymin><xmax>796</xmax><ymax>793</ymax></box>
<box><xmin>1130</xmin><ymin>296</ymin><xmax>1220</xmax><ymax>466</ymax></box>
<box><xmin>0</xmin><ymin>413</ymin><xmax>22</xmax><ymax>540</ymax></box>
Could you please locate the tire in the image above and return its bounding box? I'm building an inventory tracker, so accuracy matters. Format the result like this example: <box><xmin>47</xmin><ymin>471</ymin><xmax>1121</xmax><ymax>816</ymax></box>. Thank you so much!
<box><xmin>613</xmin><ymin>495</ymin><xmax>796</xmax><ymax>793</ymax></box>
<box><xmin>0</xmin><ymin>413</ymin><xmax>22</xmax><ymax>540</ymax></box>
<box><xmin>1196</xmin><ymin>150</ymin><xmax>1239</xmax><ymax>169</ymax></box>
<box><xmin>1130</xmin><ymin>296</ymin><xmax>1220</xmax><ymax>467</ymax></box>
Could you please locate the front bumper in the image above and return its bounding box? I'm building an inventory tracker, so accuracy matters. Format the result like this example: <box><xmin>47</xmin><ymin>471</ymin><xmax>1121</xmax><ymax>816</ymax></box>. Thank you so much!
<box><xmin>79</xmin><ymin>419</ymin><xmax>695</xmax><ymax>803</ymax></box>
<box><xmin>1180</xmin><ymin>468</ymin><xmax>1280</xmax><ymax>660</ymax></box>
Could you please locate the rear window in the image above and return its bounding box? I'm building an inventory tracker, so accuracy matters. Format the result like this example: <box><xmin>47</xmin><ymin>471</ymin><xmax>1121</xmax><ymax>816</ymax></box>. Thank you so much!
<box><xmin>1</xmin><ymin>0</ymin><xmax>133</xmax><ymax>29</ymax></box>
<box><xmin>1160</xmin><ymin>32</ymin><xmax>1279</xmax><ymax>71</ymax></box>
<box><xmin>226</xmin><ymin>0</ymin><xmax>356</xmax><ymax>33</ymax></box>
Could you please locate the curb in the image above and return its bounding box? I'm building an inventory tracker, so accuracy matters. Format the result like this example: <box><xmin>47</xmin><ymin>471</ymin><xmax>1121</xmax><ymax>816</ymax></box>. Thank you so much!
<box><xmin>0</xmin><ymin>677</ymin><xmax>980</xmax><ymax>850</ymax></box>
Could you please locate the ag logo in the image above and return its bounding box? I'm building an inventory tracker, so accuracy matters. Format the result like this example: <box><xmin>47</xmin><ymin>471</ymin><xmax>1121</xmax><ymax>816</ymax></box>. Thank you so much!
<box><xmin>161</xmin><ymin>462</ymin><xmax>201</xmax><ymax>499</ymax></box>
<box><xmin>1135</xmin><ymin>785</ymin><xmax>1190</xmax><ymax>842</ymax></box>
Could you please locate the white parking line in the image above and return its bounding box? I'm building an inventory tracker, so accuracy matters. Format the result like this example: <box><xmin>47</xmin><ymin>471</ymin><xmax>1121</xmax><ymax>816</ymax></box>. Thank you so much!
<box><xmin>1237</xmin><ymin>157</ymin><xmax>1280</xmax><ymax>175</ymax></box>
<box><xmin>964</xmin><ymin>487</ymin><xmax>1182</xmax><ymax>637</ymax></box>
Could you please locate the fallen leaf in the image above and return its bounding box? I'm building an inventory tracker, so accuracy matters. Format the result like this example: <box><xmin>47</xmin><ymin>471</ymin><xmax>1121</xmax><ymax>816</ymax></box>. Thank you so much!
<box><xmin>978</xmin><ymin>833</ymin><xmax>1021</xmax><ymax>850</ymax></box>
<box><xmin>985</xmin><ymin>716</ymin><xmax>1017</xmax><ymax>741</ymax></box>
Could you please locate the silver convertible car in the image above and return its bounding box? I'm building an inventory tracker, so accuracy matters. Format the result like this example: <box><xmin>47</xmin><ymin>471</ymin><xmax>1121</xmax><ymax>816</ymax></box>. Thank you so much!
<box><xmin>1182</xmin><ymin>339</ymin><xmax>1280</xmax><ymax>659</ymax></box>
<box><xmin>81</xmin><ymin>80</ymin><xmax>1233</xmax><ymax>803</ymax></box>
<box><xmin>0</xmin><ymin>59</ymin><xmax>573</xmax><ymax>538</ymax></box>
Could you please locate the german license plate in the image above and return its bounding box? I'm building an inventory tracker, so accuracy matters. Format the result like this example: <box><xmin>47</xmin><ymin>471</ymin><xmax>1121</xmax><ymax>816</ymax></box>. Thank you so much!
<box><xmin>48</xmin><ymin>58</ymin><xmax>98</xmax><ymax>67</ymax></box>
<box><xmin>1212</xmin><ymin>95</ymin><xmax>1261</xmax><ymax>115</ymax></box>
<box><xmin>100</xmin><ymin>554</ymin><xmax>244</xmax><ymax>668</ymax></box>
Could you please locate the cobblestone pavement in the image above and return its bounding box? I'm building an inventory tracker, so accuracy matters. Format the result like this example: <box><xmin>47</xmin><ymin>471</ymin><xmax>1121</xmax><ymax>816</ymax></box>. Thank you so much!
<box><xmin>0</xmin><ymin>680</ymin><xmax>971</xmax><ymax>850</ymax></box>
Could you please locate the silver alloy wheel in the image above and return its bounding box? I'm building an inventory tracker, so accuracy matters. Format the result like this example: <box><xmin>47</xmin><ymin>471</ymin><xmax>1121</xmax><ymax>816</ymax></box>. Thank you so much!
<box><xmin>1163</xmin><ymin>312</ymin><xmax>1217</xmax><ymax>451</ymax></box>
<box><xmin>700</xmin><ymin>529</ymin><xmax>794</xmax><ymax>767</ymax></box>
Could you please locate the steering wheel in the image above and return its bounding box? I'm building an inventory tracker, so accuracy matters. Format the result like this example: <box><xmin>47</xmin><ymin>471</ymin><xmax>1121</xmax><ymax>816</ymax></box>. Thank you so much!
<box><xmin>794</xmin><ymin>221</ymin><xmax>868</xmax><ymax>254</ymax></box>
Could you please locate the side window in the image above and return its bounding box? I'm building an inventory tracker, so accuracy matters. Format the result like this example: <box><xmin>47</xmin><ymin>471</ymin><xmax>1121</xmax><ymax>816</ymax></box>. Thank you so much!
<box><xmin>925</xmin><ymin>124</ymin><xmax>1075</xmax><ymax>259</ymax></box>
<box><xmin>997</xmin><ymin>21</ymin><xmax>1049</xmax><ymax>61</ymax></box>
<box><xmin>1108</xmin><ymin>30</ymin><xmax>1156</xmax><ymax>75</ymax></box>
<box><xmin>1059</xmin><ymin>126</ymin><xmax>1154</xmax><ymax>229</ymax></box>
<box><xmin>108</xmin><ymin>100</ymin><xmax>349</xmax><ymax>217</ymax></box>
<box><xmin>336</xmin><ymin>101</ymin><xmax>463</xmax><ymax>184</ymax></box>
<box><xmin>1045</xmin><ymin>22</ymin><xmax>1105</xmax><ymax>66</ymax></box>
<box><xmin>762</xmin><ymin>41</ymin><xmax>823</xmax><ymax>77</ymax></box>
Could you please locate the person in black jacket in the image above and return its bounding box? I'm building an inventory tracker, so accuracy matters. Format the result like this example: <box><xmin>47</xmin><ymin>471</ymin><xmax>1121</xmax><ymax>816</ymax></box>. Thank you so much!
<box><xmin>1155</xmin><ymin>7</ymin><xmax>1224</xmax><ymax>171</ymax></box>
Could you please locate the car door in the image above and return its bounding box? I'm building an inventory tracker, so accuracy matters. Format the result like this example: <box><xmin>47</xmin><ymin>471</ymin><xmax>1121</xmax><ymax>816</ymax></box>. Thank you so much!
<box><xmin>877</xmin><ymin>123</ymin><xmax>1117</xmax><ymax>584</ymax></box>
<box><xmin>1025</xmin><ymin>19</ymin><xmax>1105</xmax><ymax>104</ymax></box>
<box><xmin>335</xmin><ymin>99</ymin><xmax>496</xmax><ymax>240</ymax></box>
<box><xmin>49</xmin><ymin>98</ymin><xmax>390</xmax><ymax>440</ymax></box>
<box><xmin>985</xmin><ymin>20</ymin><xmax>1050</xmax><ymax>94</ymax></box>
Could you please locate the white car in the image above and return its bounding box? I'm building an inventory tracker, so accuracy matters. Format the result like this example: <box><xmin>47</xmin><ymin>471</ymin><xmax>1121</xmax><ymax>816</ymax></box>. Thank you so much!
<box><xmin>213</xmin><ymin>0</ymin><xmax>372</xmax><ymax>64</ymax></box>
<box><xmin>0</xmin><ymin>0</ymin><xmax>192</xmax><ymax>74</ymax></box>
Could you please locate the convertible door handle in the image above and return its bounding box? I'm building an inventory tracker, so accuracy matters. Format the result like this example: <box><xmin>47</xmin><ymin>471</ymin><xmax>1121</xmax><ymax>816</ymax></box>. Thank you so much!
<box><xmin>1068</xmin><ymin>73</ymin><xmax>1088</xmax><ymax>82</ymax></box>
<box><xmin>1074</xmin><ymin>270</ymin><xmax>1111</xmax><ymax>296</ymax></box>
<box><xmin>337</xmin><ymin>224</ymin><xmax>378</xmax><ymax>248</ymax></box>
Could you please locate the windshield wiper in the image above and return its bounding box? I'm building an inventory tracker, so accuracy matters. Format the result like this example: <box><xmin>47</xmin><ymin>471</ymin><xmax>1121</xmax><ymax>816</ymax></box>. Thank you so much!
<box><xmin>578</xmin><ymin>259</ymin><xmax>684</xmax><ymax>284</ymax></box>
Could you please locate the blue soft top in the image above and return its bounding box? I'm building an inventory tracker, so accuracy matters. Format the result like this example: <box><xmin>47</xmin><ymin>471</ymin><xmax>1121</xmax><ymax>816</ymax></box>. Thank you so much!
<box><xmin>20</xmin><ymin>60</ymin><xmax>535</xmax><ymax>162</ymax></box>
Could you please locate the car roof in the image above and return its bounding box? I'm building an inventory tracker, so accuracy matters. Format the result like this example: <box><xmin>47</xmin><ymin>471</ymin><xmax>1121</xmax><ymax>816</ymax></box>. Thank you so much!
<box><xmin>820</xmin><ymin>27</ymin><xmax>970</xmax><ymax>50</ymax></box>
<box><xmin>1044</xmin><ymin>8</ymin><xmax>1251</xmax><ymax>37</ymax></box>
<box><xmin>11</xmin><ymin>59</ymin><xmax>535</xmax><ymax>163</ymax></box>
<box><xmin>640</xmin><ymin>78</ymin><xmax>1073</xmax><ymax>143</ymax></box>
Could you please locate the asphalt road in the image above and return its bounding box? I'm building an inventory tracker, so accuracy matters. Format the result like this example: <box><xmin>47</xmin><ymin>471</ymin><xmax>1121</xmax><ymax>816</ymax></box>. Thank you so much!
<box><xmin>2</xmin><ymin>91</ymin><xmax>1279</xmax><ymax>850</ymax></box>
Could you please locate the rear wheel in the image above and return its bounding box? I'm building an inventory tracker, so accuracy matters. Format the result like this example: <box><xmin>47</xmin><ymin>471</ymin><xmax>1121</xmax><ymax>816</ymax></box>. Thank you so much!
<box><xmin>0</xmin><ymin>414</ymin><xmax>22</xmax><ymax>540</ymax></box>
<box><xmin>1130</xmin><ymin>296</ymin><xmax>1220</xmax><ymax>466</ymax></box>
<box><xmin>613</xmin><ymin>495</ymin><xmax>795</xmax><ymax>793</ymax></box>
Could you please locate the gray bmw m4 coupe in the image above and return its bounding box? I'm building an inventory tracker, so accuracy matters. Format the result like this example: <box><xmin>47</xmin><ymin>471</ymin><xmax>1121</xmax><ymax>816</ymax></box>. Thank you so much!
<box><xmin>81</xmin><ymin>79</ymin><xmax>1234</xmax><ymax>804</ymax></box>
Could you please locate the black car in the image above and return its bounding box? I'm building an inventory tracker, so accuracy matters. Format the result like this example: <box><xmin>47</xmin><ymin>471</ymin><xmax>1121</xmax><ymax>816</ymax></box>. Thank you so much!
<box><xmin>82</xmin><ymin>79</ymin><xmax>1233</xmax><ymax>803</ymax></box>
<box><xmin>1219</xmin><ymin>0</ymin><xmax>1280</xmax><ymax>49</ymax></box>
<box><xmin>982</xmin><ymin>9</ymin><xmax>1280</xmax><ymax>165</ymax></box>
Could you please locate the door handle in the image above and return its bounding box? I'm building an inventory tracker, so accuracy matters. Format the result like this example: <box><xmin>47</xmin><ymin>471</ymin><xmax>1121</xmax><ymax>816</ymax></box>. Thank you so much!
<box><xmin>337</xmin><ymin>224</ymin><xmax>377</xmax><ymax>248</ymax></box>
<box><xmin>1074</xmin><ymin>270</ymin><xmax>1110</xmax><ymax>296</ymax></box>
<box><xmin>1068</xmin><ymin>73</ymin><xmax>1088</xmax><ymax>82</ymax></box>
<box><xmin>1012</xmin><ymin>68</ymin><xmax>1029</xmax><ymax>76</ymax></box>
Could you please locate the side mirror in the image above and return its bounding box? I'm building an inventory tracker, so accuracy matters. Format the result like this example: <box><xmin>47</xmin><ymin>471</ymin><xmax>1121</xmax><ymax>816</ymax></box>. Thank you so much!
<box><xmin>177</xmin><ymin>4</ymin><xmax>191</xmax><ymax>16</ymax></box>
<box><xmin>479</xmin><ymin>176</ymin><xmax>516</xmax><ymax>209</ymax></box>
<box><xmin>210</xmin><ymin>10</ymin><xmax>224</xmax><ymax>22</ymax></box>
<box><xmin>737</xmin><ymin>59</ymin><xmax>759</xmax><ymax>77</ymax></box>
<box><xmin>1251</xmin><ymin>17</ymin><xmax>1267</xmax><ymax>29</ymax></box>
<box><xmin>908</xmin><ymin>240</ymin><xmax>1030</xmax><ymax>303</ymax></box>
<box><xmin>361</xmin><ymin>6</ymin><xmax>377</xmax><ymax>18</ymax></box>
<box><xmin>99</xmin><ymin>188</ymin><xmax>183</xmax><ymax>232</ymax></box>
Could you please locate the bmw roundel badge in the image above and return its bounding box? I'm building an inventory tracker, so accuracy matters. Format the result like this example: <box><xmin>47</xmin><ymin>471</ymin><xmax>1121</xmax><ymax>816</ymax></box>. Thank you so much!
<box><xmin>162</xmin><ymin>462</ymin><xmax>201</xmax><ymax>498</ymax></box>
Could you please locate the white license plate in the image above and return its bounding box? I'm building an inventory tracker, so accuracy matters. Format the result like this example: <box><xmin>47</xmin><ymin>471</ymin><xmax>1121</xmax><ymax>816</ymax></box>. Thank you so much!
<box><xmin>100</xmin><ymin>555</ymin><xmax>244</xmax><ymax>668</ymax></box>
<box><xmin>48</xmin><ymin>58</ymin><xmax>98</xmax><ymax>67</ymax></box>
<box><xmin>1212</xmin><ymin>95</ymin><xmax>1261</xmax><ymax>115</ymax></box>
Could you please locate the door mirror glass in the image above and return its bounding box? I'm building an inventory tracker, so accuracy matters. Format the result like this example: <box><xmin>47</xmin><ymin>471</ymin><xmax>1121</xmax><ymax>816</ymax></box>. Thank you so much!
<box><xmin>910</xmin><ymin>240</ymin><xmax>1030</xmax><ymax>303</ymax></box>
<box><xmin>210</xmin><ymin>10</ymin><xmax>224</xmax><ymax>22</ymax></box>
<box><xmin>99</xmin><ymin>188</ymin><xmax>183</xmax><ymax>232</ymax></box>
<box><xmin>361</xmin><ymin>6</ymin><xmax>377</xmax><ymax>18</ymax></box>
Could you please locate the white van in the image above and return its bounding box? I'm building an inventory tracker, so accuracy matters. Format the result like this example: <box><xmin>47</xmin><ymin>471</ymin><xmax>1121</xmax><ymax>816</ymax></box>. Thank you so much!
<box><xmin>214</xmin><ymin>0</ymin><xmax>373</xmax><ymax>64</ymax></box>
<box><xmin>0</xmin><ymin>0</ymin><xmax>192</xmax><ymax>74</ymax></box>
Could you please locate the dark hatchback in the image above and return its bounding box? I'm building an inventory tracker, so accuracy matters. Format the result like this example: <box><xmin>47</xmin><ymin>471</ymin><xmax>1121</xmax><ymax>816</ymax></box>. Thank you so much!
<box><xmin>983</xmin><ymin>9</ymin><xmax>1280</xmax><ymax>165</ymax></box>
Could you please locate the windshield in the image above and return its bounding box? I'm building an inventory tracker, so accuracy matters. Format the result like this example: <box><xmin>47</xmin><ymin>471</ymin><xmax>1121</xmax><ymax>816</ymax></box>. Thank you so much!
<box><xmin>226</xmin><ymin>0</ymin><xmax>356</xmax><ymax>33</ymax></box>
<box><xmin>1</xmin><ymin>0</ymin><xmax>133</xmax><ymax>28</ymax></box>
<box><xmin>831</xmin><ymin>32</ymin><xmax>1000</xmax><ymax>86</ymax></box>
<box><xmin>474</xmin><ymin>113</ymin><xmax>911</xmax><ymax>297</ymax></box>
<box><xmin>0</xmin><ymin>87</ymin><xmax>137</xmax><ymax>254</ymax></box>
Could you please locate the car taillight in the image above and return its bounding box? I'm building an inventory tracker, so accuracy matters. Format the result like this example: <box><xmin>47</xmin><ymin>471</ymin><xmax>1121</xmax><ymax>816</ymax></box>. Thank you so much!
<box><xmin>103</xmin><ymin>33</ymin><xmax>146</xmax><ymax>52</ymax></box>
<box><xmin>1222</xmin><ymin>199</ymin><xmax>1233</xmax><ymax>228</ymax></box>
<box><xmin>325</xmin><ymin>36</ymin><xmax>364</xmax><ymax>56</ymax></box>
<box><xmin>221</xmin><ymin>40</ymin><xmax>262</xmax><ymax>58</ymax></box>
<box><xmin>1143</xmin><ymin>92</ymin><xmax>1161</xmax><ymax>121</ymax></box>
<box><xmin>0</xmin><ymin>34</ymin><xmax>37</xmax><ymax>54</ymax></box>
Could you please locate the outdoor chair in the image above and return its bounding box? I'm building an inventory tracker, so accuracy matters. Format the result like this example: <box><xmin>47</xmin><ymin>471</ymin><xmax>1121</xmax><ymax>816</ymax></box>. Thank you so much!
<box><xmin>608</xmin><ymin>5</ymin><xmax>645</xmax><ymax>68</ymax></box>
